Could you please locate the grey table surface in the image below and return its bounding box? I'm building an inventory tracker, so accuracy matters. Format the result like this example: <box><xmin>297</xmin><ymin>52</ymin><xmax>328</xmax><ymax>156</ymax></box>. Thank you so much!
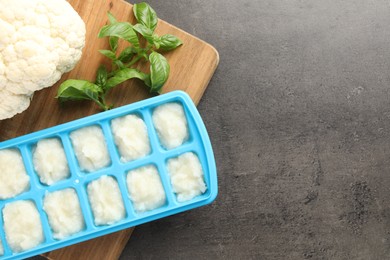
<box><xmin>121</xmin><ymin>0</ymin><xmax>390</xmax><ymax>259</ymax></box>
<box><xmin>34</xmin><ymin>0</ymin><xmax>390</xmax><ymax>259</ymax></box>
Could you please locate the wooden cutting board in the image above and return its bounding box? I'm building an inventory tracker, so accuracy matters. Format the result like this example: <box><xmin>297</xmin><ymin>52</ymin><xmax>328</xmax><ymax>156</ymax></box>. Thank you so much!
<box><xmin>0</xmin><ymin>0</ymin><xmax>218</xmax><ymax>259</ymax></box>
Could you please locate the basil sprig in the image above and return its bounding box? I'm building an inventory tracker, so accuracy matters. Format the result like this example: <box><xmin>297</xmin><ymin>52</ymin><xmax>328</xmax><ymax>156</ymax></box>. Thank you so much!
<box><xmin>57</xmin><ymin>2</ymin><xmax>183</xmax><ymax>110</ymax></box>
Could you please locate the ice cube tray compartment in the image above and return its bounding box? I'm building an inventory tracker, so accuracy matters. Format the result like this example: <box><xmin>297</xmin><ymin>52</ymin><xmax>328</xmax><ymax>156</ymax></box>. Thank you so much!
<box><xmin>0</xmin><ymin>91</ymin><xmax>218</xmax><ymax>260</ymax></box>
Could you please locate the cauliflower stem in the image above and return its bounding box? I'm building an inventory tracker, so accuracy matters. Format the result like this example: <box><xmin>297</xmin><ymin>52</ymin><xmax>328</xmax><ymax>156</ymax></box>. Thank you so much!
<box><xmin>57</xmin><ymin>2</ymin><xmax>182</xmax><ymax>111</ymax></box>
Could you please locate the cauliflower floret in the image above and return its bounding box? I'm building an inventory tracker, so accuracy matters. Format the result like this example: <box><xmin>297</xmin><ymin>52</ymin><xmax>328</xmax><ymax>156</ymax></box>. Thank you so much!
<box><xmin>0</xmin><ymin>89</ymin><xmax>31</xmax><ymax>120</ymax></box>
<box><xmin>0</xmin><ymin>0</ymin><xmax>85</xmax><ymax>120</ymax></box>
<box><xmin>0</xmin><ymin>56</ymin><xmax>6</xmax><ymax>90</ymax></box>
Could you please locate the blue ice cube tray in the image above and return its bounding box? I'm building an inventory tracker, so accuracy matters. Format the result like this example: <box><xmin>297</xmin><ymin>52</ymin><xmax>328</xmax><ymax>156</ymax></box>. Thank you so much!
<box><xmin>0</xmin><ymin>91</ymin><xmax>218</xmax><ymax>260</ymax></box>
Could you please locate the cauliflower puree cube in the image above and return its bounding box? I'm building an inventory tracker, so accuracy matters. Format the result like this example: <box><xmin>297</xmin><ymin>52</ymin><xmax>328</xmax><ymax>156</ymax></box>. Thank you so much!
<box><xmin>127</xmin><ymin>166</ymin><xmax>166</xmax><ymax>213</ymax></box>
<box><xmin>0</xmin><ymin>149</ymin><xmax>30</xmax><ymax>199</ymax></box>
<box><xmin>33</xmin><ymin>138</ymin><xmax>70</xmax><ymax>185</ymax></box>
<box><xmin>0</xmin><ymin>239</ymin><xmax>3</xmax><ymax>255</ymax></box>
<box><xmin>3</xmin><ymin>200</ymin><xmax>44</xmax><ymax>253</ymax></box>
<box><xmin>167</xmin><ymin>152</ymin><xmax>207</xmax><ymax>202</ymax></box>
<box><xmin>111</xmin><ymin>114</ymin><xmax>151</xmax><ymax>162</ymax></box>
<box><xmin>70</xmin><ymin>126</ymin><xmax>110</xmax><ymax>172</ymax></box>
<box><xmin>87</xmin><ymin>176</ymin><xmax>125</xmax><ymax>225</ymax></box>
<box><xmin>152</xmin><ymin>103</ymin><xmax>189</xmax><ymax>149</ymax></box>
<box><xmin>43</xmin><ymin>189</ymin><xmax>84</xmax><ymax>239</ymax></box>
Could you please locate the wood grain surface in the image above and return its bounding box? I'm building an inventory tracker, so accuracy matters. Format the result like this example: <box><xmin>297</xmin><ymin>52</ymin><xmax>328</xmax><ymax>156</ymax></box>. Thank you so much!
<box><xmin>0</xmin><ymin>0</ymin><xmax>218</xmax><ymax>259</ymax></box>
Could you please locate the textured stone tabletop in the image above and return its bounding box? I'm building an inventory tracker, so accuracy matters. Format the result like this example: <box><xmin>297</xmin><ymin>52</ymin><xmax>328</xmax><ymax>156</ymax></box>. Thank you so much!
<box><xmin>121</xmin><ymin>0</ymin><xmax>390</xmax><ymax>259</ymax></box>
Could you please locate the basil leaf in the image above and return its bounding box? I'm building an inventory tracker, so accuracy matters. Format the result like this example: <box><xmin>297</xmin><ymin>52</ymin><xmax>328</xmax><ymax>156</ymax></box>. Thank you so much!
<box><xmin>133</xmin><ymin>3</ymin><xmax>158</xmax><ymax>31</ymax></box>
<box><xmin>143</xmin><ymin>74</ymin><xmax>152</xmax><ymax>88</ymax></box>
<box><xmin>139</xmin><ymin>50</ymin><xmax>149</xmax><ymax>61</ymax></box>
<box><xmin>152</xmin><ymin>34</ymin><xmax>161</xmax><ymax>49</ymax></box>
<box><xmin>95</xmin><ymin>65</ymin><xmax>108</xmax><ymax>88</ymax></box>
<box><xmin>133</xmin><ymin>23</ymin><xmax>154</xmax><ymax>44</ymax></box>
<box><xmin>149</xmin><ymin>52</ymin><xmax>169</xmax><ymax>93</ymax></box>
<box><xmin>106</xmin><ymin>12</ymin><xmax>119</xmax><ymax>51</ymax></box>
<box><xmin>159</xmin><ymin>34</ymin><xmax>183</xmax><ymax>51</ymax></box>
<box><xmin>99</xmin><ymin>49</ymin><xmax>117</xmax><ymax>60</ymax></box>
<box><xmin>114</xmin><ymin>60</ymin><xmax>126</xmax><ymax>69</ymax></box>
<box><xmin>57</xmin><ymin>80</ymin><xmax>102</xmax><ymax>103</ymax></box>
<box><xmin>118</xmin><ymin>46</ymin><xmax>137</xmax><ymax>63</ymax></box>
<box><xmin>109</xmin><ymin>37</ymin><xmax>119</xmax><ymax>52</ymax></box>
<box><xmin>99</xmin><ymin>22</ymin><xmax>139</xmax><ymax>48</ymax></box>
<box><xmin>107</xmin><ymin>12</ymin><xmax>117</xmax><ymax>24</ymax></box>
<box><xmin>106</xmin><ymin>68</ymin><xmax>150</xmax><ymax>89</ymax></box>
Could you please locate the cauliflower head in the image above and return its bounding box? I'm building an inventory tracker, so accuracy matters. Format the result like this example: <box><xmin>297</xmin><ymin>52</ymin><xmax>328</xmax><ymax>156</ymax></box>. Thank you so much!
<box><xmin>0</xmin><ymin>0</ymin><xmax>86</xmax><ymax>120</ymax></box>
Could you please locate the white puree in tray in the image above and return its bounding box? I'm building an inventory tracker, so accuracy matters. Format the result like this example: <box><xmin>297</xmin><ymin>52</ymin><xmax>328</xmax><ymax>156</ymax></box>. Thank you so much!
<box><xmin>0</xmin><ymin>149</ymin><xmax>30</xmax><ymax>199</ymax></box>
<box><xmin>0</xmin><ymin>100</ymin><xmax>207</xmax><ymax>255</ymax></box>
<box><xmin>70</xmin><ymin>125</ymin><xmax>110</xmax><ymax>172</ymax></box>
<box><xmin>167</xmin><ymin>152</ymin><xmax>207</xmax><ymax>202</ymax></box>
<box><xmin>152</xmin><ymin>103</ymin><xmax>189</xmax><ymax>149</ymax></box>
<box><xmin>111</xmin><ymin>114</ymin><xmax>151</xmax><ymax>162</ymax></box>
<box><xmin>33</xmin><ymin>138</ymin><xmax>70</xmax><ymax>185</ymax></box>
<box><xmin>3</xmin><ymin>200</ymin><xmax>44</xmax><ymax>253</ymax></box>
<box><xmin>43</xmin><ymin>189</ymin><xmax>84</xmax><ymax>239</ymax></box>
<box><xmin>0</xmin><ymin>239</ymin><xmax>3</xmax><ymax>255</ymax></box>
<box><xmin>87</xmin><ymin>176</ymin><xmax>125</xmax><ymax>225</ymax></box>
<box><xmin>127</xmin><ymin>165</ymin><xmax>166</xmax><ymax>213</ymax></box>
